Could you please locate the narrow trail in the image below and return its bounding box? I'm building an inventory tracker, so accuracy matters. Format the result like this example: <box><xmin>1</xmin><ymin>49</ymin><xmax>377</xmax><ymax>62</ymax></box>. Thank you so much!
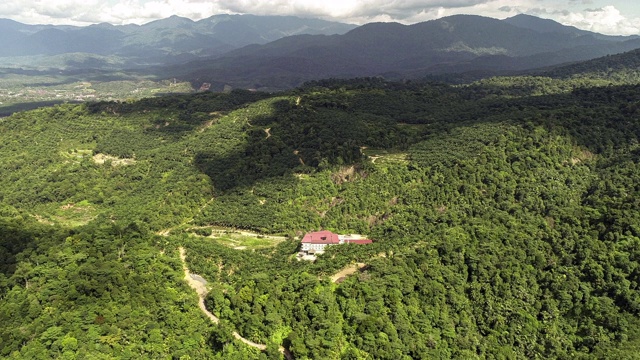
<box><xmin>178</xmin><ymin>247</ymin><xmax>293</xmax><ymax>359</ymax></box>
<box><xmin>330</xmin><ymin>262</ymin><xmax>366</xmax><ymax>283</ymax></box>
<box><xmin>328</xmin><ymin>252</ymin><xmax>388</xmax><ymax>283</ymax></box>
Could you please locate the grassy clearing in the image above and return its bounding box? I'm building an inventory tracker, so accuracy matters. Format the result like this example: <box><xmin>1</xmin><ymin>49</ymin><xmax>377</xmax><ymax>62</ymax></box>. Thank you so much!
<box><xmin>212</xmin><ymin>235</ymin><xmax>282</xmax><ymax>250</ymax></box>
<box><xmin>92</xmin><ymin>153</ymin><xmax>136</xmax><ymax>166</ymax></box>
<box><xmin>59</xmin><ymin>148</ymin><xmax>94</xmax><ymax>162</ymax></box>
<box><xmin>33</xmin><ymin>200</ymin><xmax>98</xmax><ymax>227</ymax></box>
<box><xmin>186</xmin><ymin>226</ymin><xmax>285</xmax><ymax>250</ymax></box>
<box><xmin>362</xmin><ymin>148</ymin><xmax>409</xmax><ymax>165</ymax></box>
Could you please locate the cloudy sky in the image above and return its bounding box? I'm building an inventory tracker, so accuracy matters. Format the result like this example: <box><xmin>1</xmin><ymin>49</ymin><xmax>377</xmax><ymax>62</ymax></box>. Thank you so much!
<box><xmin>2</xmin><ymin>0</ymin><xmax>639</xmax><ymax>35</ymax></box>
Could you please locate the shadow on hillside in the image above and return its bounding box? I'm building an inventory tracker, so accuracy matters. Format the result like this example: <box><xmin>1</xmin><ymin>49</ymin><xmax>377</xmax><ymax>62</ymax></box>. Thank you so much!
<box><xmin>192</xmin><ymin>97</ymin><xmax>373</xmax><ymax>192</ymax></box>
<box><xmin>0</xmin><ymin>219</ymin><xmax>40</xmax><ymax>289</ymax></box>
<box><xmin>190</xmin><ymin>81</ymin><xmax>640</xmax><ymax>193</ymax></box>
<box><xmin>192</xmin><ymin>99</ymin><xmax>305</xmax><ymax>192</ymax></box>
<box><xmin>0</xmin><ymin>100</ymin><xmax>71</xmax><ymax>117</ymax></box>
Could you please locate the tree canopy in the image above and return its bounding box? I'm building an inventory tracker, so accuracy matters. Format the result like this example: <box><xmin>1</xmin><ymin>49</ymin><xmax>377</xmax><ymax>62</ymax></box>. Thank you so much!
<box><xmin>2</xmin><ymin>75</ymin><xmax>640</xmax><ymax>358</ymax></box>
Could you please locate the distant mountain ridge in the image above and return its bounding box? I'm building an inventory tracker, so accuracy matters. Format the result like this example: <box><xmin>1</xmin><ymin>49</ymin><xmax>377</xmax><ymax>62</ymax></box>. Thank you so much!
<box><xmin>504</xmin><ymin>14</ymin><xmax>637</xmax><ymax>41</ymax></box>
<box><xmin>2</xmin><ymin>13</ymin><xmax>640</xmax><ymax>90</ymax></box>
<box><xmin>173</xmin><ymin>14</ymin><xmax>640</xmax><ymax>90</ymax></box>
<box><xmin>0</xmin><ymin>15</ymin><xmax>357</xmax><ymax>67</ymax></box>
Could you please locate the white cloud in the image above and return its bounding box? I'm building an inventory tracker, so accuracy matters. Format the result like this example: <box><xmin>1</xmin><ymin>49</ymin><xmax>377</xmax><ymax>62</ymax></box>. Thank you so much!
<box><xmin>0</xmin><ymin>0</ymin><xmax>497</xmax><ymax>25</ymax></box>
<box><xmin>197</xmin><ymin>0</ymin><xmax>497</xmax><ymax>25</ymax></box>
<box><xmin>103</xmin><ymin>0</ymin><xmax>216</xmax><ymax>24</ymax></box>
<box><xmin>471</xmin><ymin>2</ymin><xmax>640</xmax><ymax>36</ymax></box>
<box><xmin>559</xmin><ymin>5</ymin><xmax>640</xmax><ymax>35</ymax></box>
<box><xmin>0</xmin><ymin>0</ymin><xmax>638</xmax><ymax>36</ymax></box>
<box><xmin>0</xmin><ymin>0</ymin><xmax>98</xmax><ymax>24</ymax></box>
<box><xmin>0</xmin><ymin>0</ymin><xmax>219</xmax><ymax>25</ymax></box>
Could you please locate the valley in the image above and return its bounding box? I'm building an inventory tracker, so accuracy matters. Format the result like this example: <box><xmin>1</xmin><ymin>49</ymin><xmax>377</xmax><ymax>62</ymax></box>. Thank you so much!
<box><xmin>0</xmin><ymin>71</ymin><xmax>194</xmax><ymax>116</ymax></box>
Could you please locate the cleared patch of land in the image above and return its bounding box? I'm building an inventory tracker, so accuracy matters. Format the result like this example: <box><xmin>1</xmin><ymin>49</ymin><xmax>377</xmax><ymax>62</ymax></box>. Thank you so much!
<box><xmin>92</xmin><ymin>153</ymin><xmax>136</xmax><ymax>166</ymax></box>
<box><xmin>186</xmin><ymin>226</ymin><xmax>286</xmax><ymax>250</ymax></box>
<box><xmin>32</xmin><ymin>200</ymin><xmax>97</xmax><ymax>227</ymax></box>
<box><xmin>362</xmin><ymin>148</ymin><xmax>409</xmax><ymax>165</ymax></box>
<box><xmin>330</xmin><ymin>262</ymin><xmax>367</xmax><ymax>283</ymax></box>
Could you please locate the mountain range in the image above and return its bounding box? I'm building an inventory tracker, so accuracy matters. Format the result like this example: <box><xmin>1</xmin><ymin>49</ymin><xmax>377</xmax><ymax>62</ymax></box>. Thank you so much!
<box><xmin>0</xmin><ymin>15</ymin><xmax>356</xmax><ymax>68</ymax></box>
<box><xmin>1</xmin><ymin>14</ymin><xmax>640</xmax><ymax>90</ymax></box>
<box><xmin>173</xmin><ymin>14</ymin><xmax>640</xmax><ymax>90</ymax></box>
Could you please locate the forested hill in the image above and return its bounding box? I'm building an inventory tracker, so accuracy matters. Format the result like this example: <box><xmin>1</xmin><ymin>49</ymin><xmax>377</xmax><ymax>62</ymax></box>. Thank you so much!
<box><xmin>2</xmin><ymin>76</ymin><xmax>640</xmax><ymax>358</ymax></box>
<box><xmin>543</xmin><ymin>47</ymin><xmax>640</xmax><ymax>79</ymax></box>
<box><xmin>458</xmin><ymin>47</ymin><xmax>640</xmax><ymax>97</ymax></box>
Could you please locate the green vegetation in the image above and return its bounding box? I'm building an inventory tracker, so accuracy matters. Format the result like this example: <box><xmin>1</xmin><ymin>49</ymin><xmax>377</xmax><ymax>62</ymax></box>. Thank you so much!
<box><xmin>2</xmin><ymin>73</ymin><xmax>640</xmax><ymax>358</ymax></box>
<box><xmin>185</xmin><ymin>228</ymin><xmax>286</xmax><ymax>250</ymax></box>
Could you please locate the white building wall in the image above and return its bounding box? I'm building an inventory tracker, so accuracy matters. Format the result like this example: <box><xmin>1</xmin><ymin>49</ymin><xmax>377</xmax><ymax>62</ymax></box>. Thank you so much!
<box><xmin>301</xmin><ymin>243</ymin><xmax>330</xmax><ymax>253</ymax></box>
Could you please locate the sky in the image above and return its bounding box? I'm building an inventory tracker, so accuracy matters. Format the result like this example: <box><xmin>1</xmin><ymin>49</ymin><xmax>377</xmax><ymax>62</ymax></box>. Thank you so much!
<box><xmin>1</xmin><ymin>0</ymin><xmax>639</xmax><ymax>35</ymax></box>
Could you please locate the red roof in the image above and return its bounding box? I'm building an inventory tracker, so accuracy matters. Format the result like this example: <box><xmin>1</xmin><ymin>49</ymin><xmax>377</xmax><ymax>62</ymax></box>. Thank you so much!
<box><xmin>301</xmin><ymin>231</ymin><xmax>340</xmax><ymax>244</ymax></box>
<box><xmin>344</xmin><ymin>239</ymin><xmax>373</xmax><ymax>244</ymax></box>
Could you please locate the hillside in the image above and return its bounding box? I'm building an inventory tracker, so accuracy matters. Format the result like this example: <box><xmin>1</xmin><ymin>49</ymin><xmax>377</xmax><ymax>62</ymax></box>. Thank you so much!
<box><xmin>457</xmin><ymin>47</ymin><xmax>640</xmax><ymax>98</ymax></box>
<box><xmin>544</xmin><ymin>47</ymin><xmax>640</xmax><ymax>80</ymax></box>
<box><xmin>2</xmin><ymin>73</ymin><xmax>640</xmax><ymax>358</ymax></box>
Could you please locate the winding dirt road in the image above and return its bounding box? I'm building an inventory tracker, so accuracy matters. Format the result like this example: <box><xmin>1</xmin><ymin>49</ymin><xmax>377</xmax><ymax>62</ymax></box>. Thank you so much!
<box><xmin>179</xmin><ymin>247</ymin><xmax>293</xmax><ymax>358</ymax></box>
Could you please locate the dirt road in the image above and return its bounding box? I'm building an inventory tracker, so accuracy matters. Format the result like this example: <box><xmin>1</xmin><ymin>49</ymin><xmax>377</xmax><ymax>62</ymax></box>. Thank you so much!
<box><xmin>330</xmin><ymin>262</ymin><xmax>366</xmax><ymax>283</ymax></box>
<box><xmin>179</xmin><ymin>247</ymin><xmax>293</xmax><ymax>357</ymax></box>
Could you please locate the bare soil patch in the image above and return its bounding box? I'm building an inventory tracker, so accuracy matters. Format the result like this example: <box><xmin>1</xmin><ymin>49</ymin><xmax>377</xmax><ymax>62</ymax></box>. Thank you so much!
<box><xmin>92</xmin><ymin>153</ymin><xmax>136</xmax><ymax>166</ymax></box>
<box><xmin>330</xmin><ymin>262</ymin><xmax>367</xmax><ymax>283</ymax></box>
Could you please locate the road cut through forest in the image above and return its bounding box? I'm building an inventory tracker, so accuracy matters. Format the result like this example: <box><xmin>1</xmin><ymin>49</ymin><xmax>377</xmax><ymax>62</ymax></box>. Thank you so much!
<box><xmin>178</xmin><ymin>247</ymin><xmax>293</xmax><ymax>359</ymax></box>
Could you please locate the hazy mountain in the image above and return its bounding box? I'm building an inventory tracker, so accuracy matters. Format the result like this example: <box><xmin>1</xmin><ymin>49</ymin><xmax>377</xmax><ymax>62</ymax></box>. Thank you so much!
<box><xmin>0</xmin><ymin>18</ymin><xmax>30</xmax><ymax>33</ymax></box>
<box><xmin>194</xmin><ymin>14</ymin><xmax>356</xmax><ymax>46</ymax></box>
<box><xmin>175</xmin><ymin>14</ymin><xmax>640</xmax><ymax>90</ymax></box>
<box><xmin>26</xmin><ymin>27</ymin><xmax>125</xmax><ymax>56</ymax></box>
<box><xmin>2</xmin><ymin>13</ymin><xmax>639</xmax><ymax>88</ymax></box>
<box><xmin>504</xmin><ymin>14</ymin><xmax>638</xmax><ymax>41</ymax></box>
<box><xmin>414</xmin><ymin>38</ymin><xmax>640</xmax><ymax>80</ymax></box>
<box><xmin>503</xmin><ymin>14</ymin><xmax>586</xmax><ymax>34</ymax></box>
<box><xmin>0</xmin><ymin>15</ymin><xmax>357</xmax><ymax>68</ymax></box>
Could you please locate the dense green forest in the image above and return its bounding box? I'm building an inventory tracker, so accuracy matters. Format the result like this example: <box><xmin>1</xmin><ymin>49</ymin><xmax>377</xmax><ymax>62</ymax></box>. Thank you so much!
<box><xmin>2</xmin><ymin>71</ymin><xmax>640</xmax><ymax>358</ymax></box>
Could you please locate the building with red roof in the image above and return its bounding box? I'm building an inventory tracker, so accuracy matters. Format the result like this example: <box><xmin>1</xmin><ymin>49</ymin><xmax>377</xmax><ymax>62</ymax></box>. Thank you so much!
<box><xmin>301</xmin><ymin>231</ymin><xmax>372</xmax><ymax>254</ymax></box>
